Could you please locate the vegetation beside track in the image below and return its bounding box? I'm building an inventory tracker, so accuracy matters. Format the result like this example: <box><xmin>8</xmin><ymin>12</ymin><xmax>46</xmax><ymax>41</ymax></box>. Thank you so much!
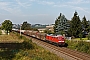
<box><xmin>71</xmin><ymin>38</ymin><xmax>88</xmax><ymax>40</ymax></box>
<box><xmin>0</xmin><ymin>30</ymin><xmax>2</xmax><ymax>35</ymax></box>
<box><xmin>0</xmin><ymin>32</ymin><xmax>63</xmax><ymax>60</ymax></box>
<box><xmin>66</xmin><ymin>40</ymin><xmax>90</xmax><ymax>55</ymax></box>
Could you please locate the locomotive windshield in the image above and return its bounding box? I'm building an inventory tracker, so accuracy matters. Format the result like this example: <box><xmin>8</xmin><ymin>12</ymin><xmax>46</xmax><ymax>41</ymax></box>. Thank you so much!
<box><xmin>58</xmin><ymin>36</ymin><xmax>65</xmax><ymax>40</ymax></box>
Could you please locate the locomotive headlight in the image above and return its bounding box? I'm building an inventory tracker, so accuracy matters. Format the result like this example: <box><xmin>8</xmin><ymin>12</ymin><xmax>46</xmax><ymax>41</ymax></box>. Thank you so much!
<box><xmin>58</xmin><ymin>41</ymin><xmax>64</xmax><ymax>42</ymax></box>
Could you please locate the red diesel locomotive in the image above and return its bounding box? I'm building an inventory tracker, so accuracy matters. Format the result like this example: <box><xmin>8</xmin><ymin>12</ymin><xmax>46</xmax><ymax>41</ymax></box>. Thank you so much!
<box><xmin>46</xmin><ymin>34</ymin><xmax>65</xmax><ymax>46</ymax></box>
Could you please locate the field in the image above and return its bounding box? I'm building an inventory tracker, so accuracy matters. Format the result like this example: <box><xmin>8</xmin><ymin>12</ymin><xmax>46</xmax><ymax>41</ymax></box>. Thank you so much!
<box><xmin>71</xmin><ymin>38</ymin><xmax>88</xmax><ymax>40</ymax></box>
<box><xmin>0</xmin><ymin>33</ymin><xmax>23</xmax><ymax>43</ymax></box>
<box><xmin>0</xmin><ymin>32</ymin><xmax>63</xmax><ymax>60</ymax></box>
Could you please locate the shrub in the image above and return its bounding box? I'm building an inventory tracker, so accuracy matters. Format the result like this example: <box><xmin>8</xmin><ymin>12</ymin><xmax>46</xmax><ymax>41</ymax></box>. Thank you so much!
<box><xmin>21</xmin><ymin>40</ymin><xmax>34</xmax><ymax>49</ymax></box>
<box><xmin>87</xmin><ymin>32</ymin><xmax>90</xmax><ymax>40</ymax></box>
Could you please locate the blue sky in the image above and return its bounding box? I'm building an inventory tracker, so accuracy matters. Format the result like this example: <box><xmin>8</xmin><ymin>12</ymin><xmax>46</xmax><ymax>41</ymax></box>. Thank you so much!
<box><xmin>0</xmin><ymin>0</ymin><xmax>90</xmax><ymax>24</ymax></box>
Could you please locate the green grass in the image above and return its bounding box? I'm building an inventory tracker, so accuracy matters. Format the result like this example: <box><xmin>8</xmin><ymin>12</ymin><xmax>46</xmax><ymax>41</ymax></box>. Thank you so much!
<box><xmin>71</xmin><ymin>38</ymin><xmax>88</xmax><ymax>40</ymax></box>
<box><xmin>0</xmin><ymin>30</ymin><xmax>2</xmax><ymax>35</ymax></box>
<box><xmin>0</xmin><ymin>32</ymin><xmax>63</xmax><ymax>60</ymax></box>
<box><xmin>66</xmin><ymin>40</ymin><xmax>90</xmax><ymax>55</ymax></box>
<box><xmin>0</xmin><ymin>32</ymin><xmax>23</xmax><ymax>43</ymax></box>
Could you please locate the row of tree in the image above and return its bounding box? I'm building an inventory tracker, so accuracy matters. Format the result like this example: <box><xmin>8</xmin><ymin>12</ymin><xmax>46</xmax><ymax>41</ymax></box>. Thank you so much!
<box><xmin>1</xmin><ymin>20</ymin><xmax>38</xmax><ymax>35</ymax></box>
<box><xmin>21</xmin><ymin>21</ymin><xmax>38</xmax><ymax>31</ymax></box>
<box><xmin>54</xmin><ymin>11</ymin><xmax>90</xmax><ymax>38</ymax></box>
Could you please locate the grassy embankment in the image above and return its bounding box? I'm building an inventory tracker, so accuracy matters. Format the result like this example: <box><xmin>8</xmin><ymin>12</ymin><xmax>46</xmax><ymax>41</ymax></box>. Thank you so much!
<box><xmin>66</xmin><ymin>39</ymin><xmax>90</xmax><ymax>55</ymax></box>
<box><xmin>0</xmin><ymin>32</ymin><xmax>63</xmax><ymax>60</ymax></box>
<box><xmin>71</xmin><ymin>38</ymin><xmax>88</xmax><ymax>40</ymax></box>
<box><xmin>0</xmin><ymin>30</ymin><xmax>2</xmax><ymax>35</ymax></box>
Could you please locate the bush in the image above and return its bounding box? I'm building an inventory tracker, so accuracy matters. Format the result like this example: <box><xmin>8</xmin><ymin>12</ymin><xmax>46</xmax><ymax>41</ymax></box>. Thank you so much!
<box><xmin>79</xmin><ymin>33</ymin><xmax>82</xmax><ymax>40</ymax></box>
<box><xmin>21</xmin><ymin>40</ymin><xmax>34</xmax><ymax>49</ymax></box>
<box><xmin>76</xmin><ymin>42</ymin><xmax>90</xmax><ymax>53</ymax></box>
<box><xmin>87</xmin><ymin>32</ymin><xmax>90</xmax><ymax>40</ymax></box>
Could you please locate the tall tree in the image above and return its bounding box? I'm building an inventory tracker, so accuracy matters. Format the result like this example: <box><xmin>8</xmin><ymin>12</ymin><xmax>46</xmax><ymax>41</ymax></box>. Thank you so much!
<box><xmin>2</xmin><ymin>20</ymin><xmax>12</xmax><ymax>34</ymax></box>
<box><xmin>58</xmin><ymin>15</ymin><xmax>68</xmax><ymax>32</ymax></box>
<box><xmin>68</xmin><ymin>11</ymin><xmax>82</xmax><ymax>38</ymax></box>
<box><xmin>54</xmin><ymin>13</ymin><xmax>62</xmax><ymax>34</ymax></box>
<box><xmin>54</xmin><ymin>18</ymin><xmax>59</xmax><ymax>34</ymax></box>
<box><xmin>82</xmin><ymin>16</ymin><xmax>88</xmax><ymax>29</ymax></box>
<box><xmin>54</xmin><ymin>13</ymin><xmax>69</xmax><ymax>35</ymax></box>
<box><xmin>86</xmin><ymin>20</ymin><xmax>90</xmax><ymax>32</ymax></box>
<box><xmin>21</xmin><ymin>21</ymin><xmax>31</xmax><ymax>30</ymax></box>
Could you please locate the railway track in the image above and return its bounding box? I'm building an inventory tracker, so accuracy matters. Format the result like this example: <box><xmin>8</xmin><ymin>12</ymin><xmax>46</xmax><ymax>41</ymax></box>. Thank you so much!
<box><xmin>22</xmin><ymin>34</ymin><xmax>90</xmax><ymax>60</ymax></box>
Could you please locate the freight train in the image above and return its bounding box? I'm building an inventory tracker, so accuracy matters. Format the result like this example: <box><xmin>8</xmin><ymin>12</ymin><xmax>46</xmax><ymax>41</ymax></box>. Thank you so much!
<box><xmin>13</xmin><ymin>29</ymin><xmax>66</xmax><ymax>46</ymax></box>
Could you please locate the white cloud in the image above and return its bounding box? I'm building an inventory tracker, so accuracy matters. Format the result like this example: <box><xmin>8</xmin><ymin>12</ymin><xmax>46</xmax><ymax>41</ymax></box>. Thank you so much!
<box><xmin>67</xmin><ymin>0</ymin><xmax>90</xmax><ymax>4</ymax></box>
<box><xmin>53</xmin><ymin>3</ymin><xmax>90</xmax><ymax>14</ymax></box>
<box><xmin>54</xmin><ymin>4</ymin><xmax>68</xmax><ymax>7</ymax></box>
<box><xmin>16</xmin><ymin>0</ymin><xmax>25</xmax><ymax>7</ymax></box>
<box><xmin>0</xmin><ymin>1</ymin><xmax>22</xmax><ymax>15</ymax></box>
<box><xmin>51</xmin><ymin>0</ymin><xmax>90</xmax><ymax>14</ymax></box>
<box><xmin>16</xmin><ymin>0</ymin><xmax>31</xmax><ymax>8</ymax></box>
<box><xmin>0</xmin><ymin>2</ymin><xmax>8</xmax><ymax>6</ymax></box>
<box><xmin>29</xmin><ymin>0</ymin><xmax>35</xmax><ymax>2</ymax></box>
<box><xmin>73</xmin><ymin>7</ymin><xmax>90</xmax><ymax>13</ymax></box>
<box><xmin>38</xmin><ymin>1</ymin><xmax>55</xmax><ymax>5</ymax></box>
